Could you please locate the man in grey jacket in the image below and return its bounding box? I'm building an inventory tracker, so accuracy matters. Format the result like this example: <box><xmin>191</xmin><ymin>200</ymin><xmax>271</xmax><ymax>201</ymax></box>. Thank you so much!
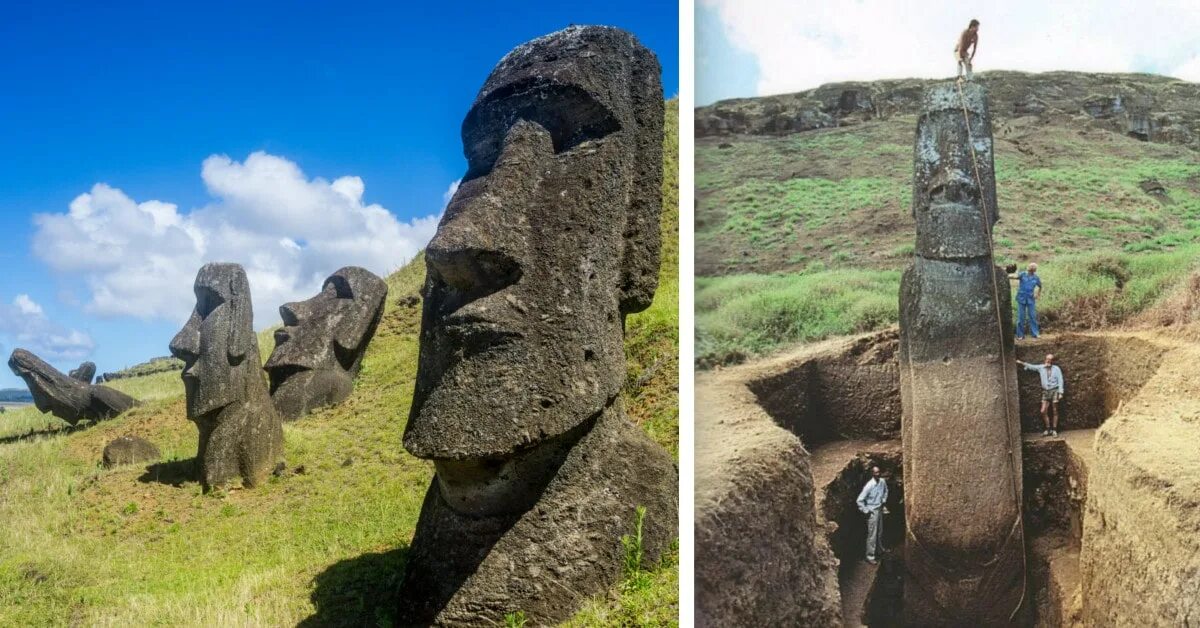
<box><xmin>856</xmin><ymin>465</ymin><xmax>889</xmax><ymax>564</ymax></box>
<box><xmin>1018</xmin><ymin>354</ymin><xmax>1065</xmax><ymax>436</ymax></box>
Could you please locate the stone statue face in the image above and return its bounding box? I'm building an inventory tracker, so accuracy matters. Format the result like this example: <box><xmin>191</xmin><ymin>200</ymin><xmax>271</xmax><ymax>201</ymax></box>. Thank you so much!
<box><xmin>267</xmin><ymin>267</ymin><xmax>386</xmax><ymax>373</ymax></box>
<box><xmin>169</xmin><ymin>263</ymin><xmax>255</xmax><ymax>419</ymax></box>
<box><xmin>264</xmin><ymin>266</ymin><xmax>387</xmax><ymax>416</ymax></box>
<box><xmin>404</xmin><ymin>26</ymin><xmax>663</xmax><ymax>462</ymax></box>
<box><xmin>913</xmin><ymin>85</ymin><xmax>996</xmax><ymax>260</ymax></box>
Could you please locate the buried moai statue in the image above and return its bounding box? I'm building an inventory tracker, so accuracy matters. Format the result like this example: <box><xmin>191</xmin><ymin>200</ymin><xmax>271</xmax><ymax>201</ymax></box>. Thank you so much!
<box><xmin>396</xmin><ymin>25</ymin><xmax>678</xmax><ymax>625</ymax></box>
<box><xmin>8</xmin><ymin>349</ymin><xmax>137</xmax><ymax>424</ymax></box>
<box><xmin>69</xmin><ymin>361</ymin><xmax>96</xmax><ymax>384</ymax></box>
<box><xmin>899</xmin><ymin>82</ymin><xmax>1027</xmax><ymax>625</ymax></box>
<box><xmin>169</xmin><ymin>263</ymin><xmax>283</xmax><ymax>491</ymax></box>
<box><xmin>264</xmin><ymin>266</ymin><xmax>388</xmax><ymax>420</ymax></box>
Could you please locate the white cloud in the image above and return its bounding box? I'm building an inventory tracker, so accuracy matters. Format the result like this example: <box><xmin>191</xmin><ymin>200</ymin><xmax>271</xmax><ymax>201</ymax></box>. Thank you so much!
<box><xmin>442</xmin><ymin>179</ymin><xmax>461</xmax><ymax>207</ymax></box>
<box><xmin>1171</xmin><ymin>54</ymin><xmax>1200</xmax><ymax>82</ymax></box>
<box><xmin>14</xmin><ymin>294</ymin><xmax>43</xmax><ymax>316</ymax></box>
<box><xmin>701</xmin><ymin>0</ymin><xmax>1200</xmax><ymax>96</ymax></box>
<box><xmin>0</xmin><ymin>295</ymin><xmax>95</xmax><ymax>362</ymax></box>
<box><xmin>33</xmin><ymin>151</ymin><xmax>441</xmax><ymax>327</ymax></box>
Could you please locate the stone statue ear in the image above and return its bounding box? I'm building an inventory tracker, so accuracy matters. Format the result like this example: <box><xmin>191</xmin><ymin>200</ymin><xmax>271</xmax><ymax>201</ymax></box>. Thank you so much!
<box><xmin>619</xmin><ymin>48</ymin><xmax>665</xmax><ymax>316</ymax></box>
<box><xmin>226</xmin><ymin>273</ymin><xmax>253</xmax><ymax>364</ymax></box>
<box><xmin>334</xmin><ymin>305</ymin><xmax>375</xmax><ymax>355</ymax></box>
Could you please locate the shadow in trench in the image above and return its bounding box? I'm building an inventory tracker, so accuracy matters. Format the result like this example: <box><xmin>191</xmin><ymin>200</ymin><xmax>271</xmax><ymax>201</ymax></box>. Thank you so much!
<box><xmin>298</xmin><ymin>546</ymin><xmax>410</xmax><ymax>628</ymax></box>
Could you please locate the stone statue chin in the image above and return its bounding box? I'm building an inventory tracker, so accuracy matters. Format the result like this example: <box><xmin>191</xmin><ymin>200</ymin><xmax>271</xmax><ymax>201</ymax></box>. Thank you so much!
<box><xmin>395</xmin><ymin>25</ymin><xmax>678</xmax><ymax>625</ymax></box>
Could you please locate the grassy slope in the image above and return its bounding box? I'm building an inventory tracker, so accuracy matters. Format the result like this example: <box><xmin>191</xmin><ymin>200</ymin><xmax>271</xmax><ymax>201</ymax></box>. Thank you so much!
<box><xmin>0</xmin><ymin>100</ymin><xmax>679</xmax><ymax>626</ymax></box>
<box><xmin>697</xmin><ymin>95</ymin><xmax>1200</xmax><ymax>366</ymax></box>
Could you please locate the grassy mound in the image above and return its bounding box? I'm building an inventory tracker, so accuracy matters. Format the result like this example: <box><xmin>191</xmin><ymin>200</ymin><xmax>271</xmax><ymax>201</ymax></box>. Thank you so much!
<box><xmin>696</xmin><ymin>76</ymin><xmax>1200</xmax><ymax>367</ymax></box>
<box><xmin>0</xmin><ymin>101</ymin><xmax>679</xmax><ymax>626</ymax></box>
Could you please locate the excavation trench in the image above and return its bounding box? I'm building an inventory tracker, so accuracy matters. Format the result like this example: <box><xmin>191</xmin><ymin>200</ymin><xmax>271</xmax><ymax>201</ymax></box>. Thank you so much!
<box><xmin>750</xmin><ymin>331</ymin><xmax>1167</xmax><ymax>626</ymax></box>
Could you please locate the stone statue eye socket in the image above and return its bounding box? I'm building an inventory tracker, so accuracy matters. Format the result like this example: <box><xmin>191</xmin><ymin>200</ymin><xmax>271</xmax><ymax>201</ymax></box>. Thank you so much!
<box><xmin>326</xmin><ymin>277</ymin><xmax>355</xmax><ymax>299</ymax></box>
<box><xmin>196</xmin><ymin>286</ymin><xmax>225</xmax><ymax>318</ymax></box>
<box><xmin>463</xmin><ymin>82</ymin><xmax>621</xmax><ymax>180</ymax></box>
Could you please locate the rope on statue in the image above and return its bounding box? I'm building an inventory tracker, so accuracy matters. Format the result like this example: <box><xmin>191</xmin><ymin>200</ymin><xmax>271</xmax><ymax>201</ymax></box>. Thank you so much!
<box><xmin>955</xmin><ymin>77</ymin><xmax>1028</xmax><ymax>622</ymax></box>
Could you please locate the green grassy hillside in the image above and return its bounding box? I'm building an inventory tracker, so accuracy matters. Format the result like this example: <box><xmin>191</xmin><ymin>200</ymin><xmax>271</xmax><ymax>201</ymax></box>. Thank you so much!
<box><xmin>0</xmin><ymin>100</ymin><xmax>679</xmax><ymax>626</ymax></box>
<box><xmin>696</xmin><ymin>73</ymin><xmax>1200</xmax><ymax>367</ymax></box>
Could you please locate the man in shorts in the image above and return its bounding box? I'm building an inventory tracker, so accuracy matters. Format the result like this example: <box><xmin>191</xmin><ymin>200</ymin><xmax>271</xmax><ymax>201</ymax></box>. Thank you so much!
<box><xmin>1018</xmin><ymin>354</ymin><xmax>1064</xmax><ymax>436</ymax></box>
<box><xmin>955</xmin><ymin>19</ymin><xmax>979</xmax><ymax>80</ymax></box>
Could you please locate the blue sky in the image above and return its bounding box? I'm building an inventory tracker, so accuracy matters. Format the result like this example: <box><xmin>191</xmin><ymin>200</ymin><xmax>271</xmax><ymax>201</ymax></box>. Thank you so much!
<box><xmin>0</xmin><ymin>1</ymin><xmax>678</xmax><ymax>390</ymax></box>
<box><xmin>698</xmin><ymin>0</ymin><xmax>1200</xmax><ymax>104</ymax></box>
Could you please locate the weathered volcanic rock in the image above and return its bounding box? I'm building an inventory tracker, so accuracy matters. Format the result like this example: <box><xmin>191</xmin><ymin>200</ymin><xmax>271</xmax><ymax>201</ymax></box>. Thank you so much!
<box><xmin>695</xmin><ymin>71</ymin><xmax>1200</xmax><ymax>152</ymax></box>
<box><xmin>7</xmin><ymin>349</ymin><xmax>137</xmax><ymax>425</ymax></box>
<box><xmin>169</xmin><ymin>263</ymin><xmax>283</xmax><ymax>491</ymax></box>
<box><xmin>69</xmin><ymin>361</ymin><xmax>96</xmax><ymax>384</ymax></box>
<box><xmin>396</xmin><ymin>25</ymin><xmax>677</xmax><ymax>625</ymax></box>
<box><xmin>265</xmin><ymin>266</ymin><xmax>387</xmax><ymax>420</ymax></box>
<box><xmin>899</xmin><ymin>82</ymin><xmax>1027</xmax><ymax>625</ymax></box>
<box><xmin>102</xmin><ymin>435</ymin><xmax>161</xmax><ymax>467</ymax></box>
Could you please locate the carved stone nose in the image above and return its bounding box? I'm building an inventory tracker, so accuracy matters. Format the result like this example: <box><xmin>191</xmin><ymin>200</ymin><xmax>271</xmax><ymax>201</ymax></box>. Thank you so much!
<box><xmin>279</xmin><ymin>302</ymin><xmax>301</xmax><ymax>326</ymax></box>
<box><xmin>426</xmin><ymin>242</ymin><xmax>521</xmax><ymax>296</ymax></box>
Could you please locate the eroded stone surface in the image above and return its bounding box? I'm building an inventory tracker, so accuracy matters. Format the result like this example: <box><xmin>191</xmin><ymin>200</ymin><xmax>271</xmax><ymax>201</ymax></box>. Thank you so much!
<box><xmin>102</xmin><ymin>435</ymin><xmax>161</xmax><ymax>467</ymax></box>
<box><xmin>899</xmin><ymin>81</ymin><xmax>1027</xmax><ymax>625</ymax></box>
<box><xmin>169</xmin><ymin>263</ymin><xmax>283</xmax><ymax>491</ymax></box>
<box><xmin>396</xmin><ymin>25</ymin><xmax>676</xmax><ymax>625</ymax></box>
<box><xmin>7</xmin><ymin>349</ymin><xmax>136</xmax><ymax>424</ymax></box>
<box><xmin>265</xmin><ymin>266</ymin><xmax>387</xmax><ymax>420</ymax></box>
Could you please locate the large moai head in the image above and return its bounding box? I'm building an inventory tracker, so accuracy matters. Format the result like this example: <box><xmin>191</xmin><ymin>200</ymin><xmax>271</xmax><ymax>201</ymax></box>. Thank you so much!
<box><xmin>912</xmin><ymin>82</ymin><xmax>997</xmax><ymax>260</ymax></box>
<box><xmin>264</xmin><ymin>266</ymin><xmax>388</xmax><ymax>420</ymax></box>
<box><xmin>169</xmin><ymin>263</ymin><xmax>258</xmax><ymax>419</ymax></box>
<box><xmin>404</xmin><ymin>26</ymin><xmax>663</xmax><ymax>481</ymax></box>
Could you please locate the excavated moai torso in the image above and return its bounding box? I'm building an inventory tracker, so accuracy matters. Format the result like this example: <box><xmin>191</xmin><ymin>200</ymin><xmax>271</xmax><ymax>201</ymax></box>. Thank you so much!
<box><xmin>396</xmin><ymin>25</ymin><xmax>678</xmax><ymax>625</ymax></box>
<box><xmin>169</xmin><ymin>263</ymin><xmax>283</xmax><ymax>491</ymax></box>
<box><xmin>899</xmin><ymin>82</ymin><xmax>1027</xmax><ymax>625</ymax></box>
<box><xmin>264</xmin><ymin>266</ymin><xmax>387</xmax><ymax>420</ymax></box>
<box><xmin>8</xmin><ymin>349</ymin><xmax>136</xmax><ymax>424</ymax></box>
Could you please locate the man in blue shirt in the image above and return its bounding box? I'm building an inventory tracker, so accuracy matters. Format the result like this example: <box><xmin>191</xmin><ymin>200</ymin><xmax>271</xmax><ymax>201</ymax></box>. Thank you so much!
<box><xmin>1018</xmin><ymin>354</ymin><xmax>1065</xmax><ymax>436</ymax></box>
<box><xmin>856</xmin><ymin>465</ymin><xmax>889</xmax><ymax>564</ymax></box>
<box><xmin>1010</xmin><ymin>262</ymin><xmax>1043</xmax><ymax>339</ymax></box>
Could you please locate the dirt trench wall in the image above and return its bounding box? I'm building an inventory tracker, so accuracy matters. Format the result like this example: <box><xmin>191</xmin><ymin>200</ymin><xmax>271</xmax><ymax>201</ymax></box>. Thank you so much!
<box><xmin>696</xmin><ymin>358</ymin><xmax>843</xmax><ymax>627</ymax></box>
<box><xmin>748</xmin><ymin>332</ymin><xmax>1166</xmax><ymax>445</ymax></box>
<box><xmin>1080</xmin><ymin>407</ymin><xmax>1200</xmax><ymax>626</ymax></box>
<box><xmin>748</xmin><ymin>331</ymin><xmax>901</xmax><ymax>446</ymax></box>
<box><xmin>1014</xmin><ymin>335</ymin><xmax>1165</xmax><ymax>433</ymax></box>
<box><xmin>695</xmin><ymin>431</ymin><xmax>841</xmax><ymax>627</ymax></box>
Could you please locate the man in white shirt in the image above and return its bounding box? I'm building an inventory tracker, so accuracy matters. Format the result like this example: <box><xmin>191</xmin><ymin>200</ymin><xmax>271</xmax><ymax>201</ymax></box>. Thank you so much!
<box><xmin>856</xmin><ymin>465</ymin><xmax>889</xmax><ymax>564</ymax></box>
<box><xmin>1018</xmin><ymin>354</ymin><xmax>1065</xmax><ymax>436</ymax></box>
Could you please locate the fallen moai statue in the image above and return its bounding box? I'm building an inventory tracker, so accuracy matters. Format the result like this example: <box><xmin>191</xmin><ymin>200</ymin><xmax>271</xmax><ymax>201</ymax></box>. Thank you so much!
<box><xmin>169</xmin><ymin>263</ymin><xmax>283</xmax><ymax>491</ymax></box>
<box><xmin>396</xmin><ymin>25</ymin><xmax>678</xmax><ymax>625</ymax></box>
<box><xmin>265</xmin><ymin>266</ymin><xmax>388</xmax><ymax>420</ymax></box>
<box><xmin>7</xmin><ymin>349</ymin><xmax>137</xmax><ymax>424</ymax></box>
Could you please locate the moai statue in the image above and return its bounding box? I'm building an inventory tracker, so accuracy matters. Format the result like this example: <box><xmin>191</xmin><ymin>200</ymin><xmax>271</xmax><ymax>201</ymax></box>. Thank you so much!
<box><xmin>169</xmin><ymin>263</ymin><xmax>283</xmax><ymax>491</ymax></box>
<box><xmin>8</xmin><ymin>349</ymin><xmax>136</xmax><ymax>424</ymax></box>
<box><xmin>264</xmin><ymin>266</ymin><xmax>388</xmax><ymax>420</ymax></box>
<box><xmin>69</xmin><ymin>361</ymin><xmax>96</xmax><ymax>384</ymax></box>
<box><xmin>396</xmin><ymin>26</ymin><xmax>678</xmax><ymax>625</ymax></box>
<box><xmin>899</xmin><ymin>82</ymin><xmax>1026</xmax><ymax>625</ymax></box>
